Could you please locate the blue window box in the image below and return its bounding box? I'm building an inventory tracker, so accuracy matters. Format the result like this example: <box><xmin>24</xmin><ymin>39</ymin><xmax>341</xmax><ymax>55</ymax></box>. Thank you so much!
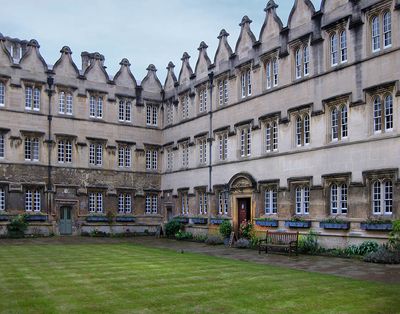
<box><xmin>210</xmin><ymin>218</ymin><xmax>227</xmax><ymax>225</ymax></box>
<box><xmin>0</xmin><ymin>215</ymin><xmax>10</xmax><ymax>221</ymax></box>
<box><xmin>360</xmin><ymin>223</ymin><xmax>392</xmax><ymax>231</ymax></box>
<box><xmin>116</xmin><ymin>216</ymin><xmax>136</xmax><ymax>223</ymax></box>
<box><xmin>173</xmin><ymin>217</ymin><xmax>189</xmax><ymax>224</ymax></box>
<box><xmin>26</xmin><ymin>215</ymin><xmax>47</xmax><ymax>222</ymax></box>
<box><xmin>255</xmin><ymin>220</ymin><xmax>279</xmax><ymax>227</ymax></box>
<box><xmin>285</xmin><ymin>221</ymin><xmax>311</xmax><ymax>228</ymax></box>
<box><xmin>86</xmin><ymin>216</ymin><xmax>109</xmax><ymax>223</ymax></box>
<box><xmin>320</xmin><ymin>222</ymin><xmax>350</xmax><ymax>230</ymax></box>
<box><xmin>191</xmin><ymin>218</ymin><xmax>208</xmax><ymax>225</ymax></box>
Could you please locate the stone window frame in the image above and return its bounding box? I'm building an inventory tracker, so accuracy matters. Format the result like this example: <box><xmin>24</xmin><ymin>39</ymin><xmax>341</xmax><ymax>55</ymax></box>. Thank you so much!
<box><xmin>262</xmin><ymin>51</ymin><xmax>279</xmax><ymax>91</ymax></box>
<box><xmin>217</xmin><ymin>189</ymin><xmax>229</xmax><ymax>216</ymax></box>
<box><xmin>366</xmin><ymin>84</ymin><xmax>395</xmax><ymax>135</ymax></box>
<box><xmin>197</xmin><ymin>137</ymin><xmax>208</xmax><ymax>166</ymax></box>
<box><xmin>23</xmin><ymin>81</ymin><xmax>43</xmax><ymax>112</ymax></box>
<box><xmin>197</xmin><ymin>85</ymin><xmax>208</xmax><ymax>114</ymax></box>
<box><xmin>263</xmin><ymin>118</ymin><xmax>279</xmax><ymax>153</ymax></box>
<box><xmin>326</xmin><ymin>21</ymin><xmax>348</xmax><ymax>68</ymax></box>
<box><xmin>88</xmin><ymin>92</ymin><xmax>104</xmax><ymax>119</ymax></box>
<box><xmin>88</xmin><ymin>190</ymin><xmax>104</xmax><ymax>213</ymax></box>
<box><xmin>22</xmin><ymin>131</ymin><xmax>44</xmax><ymax>162</ymax></box>
<box><xmin>367</xmin><ymin>4</ymin><xmax>393</xmax><ymax>54</ymax></box>
<box><xmin>118</xmin><ymin>191</ymin><xmax>133</xmax><ymax>214</ymax></box>
<box><xmin>237</xmin><ymin>124</ymin><xmax>252</xmax><ymax>158</ymax></box>
<box><xmin>263</xmin><ymin>184</ymin><xmax>278</xmax><ymax>215</ymax></box>
<box><xmin>196</xmin><ymin>188</ymin><xmax>208</xmax><ymax>216</ymax></box>
<box><xmin>0</xmin><ymin>78</ymin><xmax>7</xmax><ymax>107</ymax></box>
<box><xmin>56</xmin><ymin>86</ymin><xmax>75</xmax><ymax>116</ymax></box>
<box><xmin>145</xmin><ymin>193</ymin><xmax>158</xmax><ymax>215</ymax></box>
<box><xmin>117</xmin><ymin>143</ymin><xmax>132</xmax><ymax>169</ymax></box>
<box><xmin>291</xmin><ymin>109</ymin><xmax>311</xmax><ymax>148</ymax></box>
<box><xmin>322</xmin><ymin>174</ymin><xmax>350</xmax><ymax>216</ymax></box>
<box><xmin>178</xmin><ymin>189</ymin><xmax>190</xmax><ymax>215</ymax></box>
<box><xmin>88</xmin><ymin>140</ymin><xmax>105</xmax><ymax>167</ymax></box>
<box><xmin>217</xmin><ymin>76</ymin><xmax>229</xmax><ymax>106</ymax></box>
<box><xmin>145</xmin><ymin>146</ymin><xmax>158</xmax><ymax>171</ymax></box>
<box><xmin>216</xmin><ymin>131</ymin><xmax>228</xmax><ymax>162</ymax></box>
<box><xmin>56</xmin><ymin>135</ymin><xmax>75</xmax><ymax>164</ymax></box>
<box><xmin>290</xmin><ymin>36</ymin><xmax>311</xmax><ymax>81</ymax></box>
<box><xmin>239</xmin><ymin>67</ymin><xmax>252</xmax><ymax>99</ymax></box>
<box><xmin>24</xmin><ymin>185</ymin><xmax>43</xmax><ymax>213</ymax></box>
<box><xmin>146</xmin><ymin>103</ymin><xmax>159</xmax><ymax>127</ymax></box>
<box><xmin>117</xmin><ymin>98</ymin><xmax>133</xmax><ymax>123</ymax></box>
<box><xmin>0</xmin><ymin>128</ymin><xmax>9</xmax><ymax>159</ymax></box>
<box><xmin>325</xmin><ymin>96</ymin><xmax>349</xmax><ymax>143</ymax></box>
<box><xmin>289</xmin><ymin>179</ymin><xmax>311</xmax><ymax>216</ymax></box>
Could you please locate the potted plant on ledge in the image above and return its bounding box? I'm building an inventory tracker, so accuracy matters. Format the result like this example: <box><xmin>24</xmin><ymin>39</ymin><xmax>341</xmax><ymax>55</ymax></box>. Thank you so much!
<box><xmin>210</xmin><ymin>217</ymin><xmax>229</xmax><ymax>225</ymax></box>
<box><xmin>254</xmin><ymin>217</ymin><xmax>279</xmax><ymax>227</ymax></box>
<box><xmin>361</xmin><ymin>218</ymin><xmax>393</xmax><ymax>231</ymax></box>
<box><xmin>320</xmin><ymin>217</ymin><xmax>350</xmax><ymax>230</ymax></box>
<box><xmin>173</xmin><ymin>216</ymin><xmax>189</xmax><ymax>224</ymax></box>
<box><xmin>285</xmin><ymin>216</ymin><xmax>311</xmax><ymax>228</ymax></box>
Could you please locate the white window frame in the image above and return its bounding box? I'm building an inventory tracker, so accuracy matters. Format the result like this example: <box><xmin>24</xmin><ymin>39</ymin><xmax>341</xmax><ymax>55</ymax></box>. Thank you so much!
<box><xmin>199</xmin><ymin>191</ymin><xmax>208</xmax><ymax>215</ymax></box>
<box><xmin>182</xmin><ymin>143</ymin><xmax>189</xmax><ymax>168</ymax></box>
<box><xmin>295</xmin><ymin>186</ymin><xmax>310</xmax><ymax>215</ymax></box>
<box><xmin>57</xmin><ymin>139</ymin><xmax>72</xmax><ymax>164</ymax></box>
<box><xmin>181</xmin><ymin>192</ymin><xmax>189</xmax><ymax>215</ymax></box>
<box><xmin>330</xmin><ymin>184</ymin><xmax>348</xmax><ymax>215</ymax></box>
<box><xmin>340</xmin><ymin>30</ymin><xmax>348</xmax><ymax>63</ymax></box>
<box><xmin>118</xmin><ymin>145</ymin><xmax>131</xmax><ymax>168</ymax></box>
<box><xmin>241</xmin><ymin>69</ymin><xmax>252</xmax><ymax>98</ymax></box>
<box><xmin>372</xmin><ymin>16</ymin><xmax>381</xmax><ymax>52</ymax></box>
<box><xmin>146</xmin><ymin>104</ymin><xmax>158</xmax><ymax>127</ymax></box>
<box><xmin>25</xmin><ymin>137</ymin><xmax>39</xmax><ymax>161</ymax></box>
<box><xmin>0</xmin><ymin>134</ymin><xmax>4</xmax><ymax>158</ymax></box>
<box><xmin>166</xmin><ymin>148</ymin><xmax>173</xmax><ymax>171</ymax></box>
<box><xmin>182</xmin><ymin>95</ymin><xmax>189</xmax><ymax>119</ymax></box>
<box><xmin>265</xmin><ymin>188</ymin><xmax>277</xmax><ymax>215</ymax></box>
<box><xmin>25</xmin><ymin>189</ymin><xmax>41</xmax><ymax>212</ymax></box>
<box><xmin>218</xmin><ymin>191</ymin><xmax>229</xmax><ymax>215</ymax></box>
<box><xmin>218</xmin><ymin>133</ymin><xmax>228</xmax><ymax>161</ymax></box>
<box><xmin>89</xmin><ymin>143</ymin><xmax>103</xmax><ymax>166</ymax></box>
<box><xmin>89</xmin><ymin>95</ymin><xmax>103</xmax><ymax>119</ymax></box>
<box><xmin>145</xmin><ymin>194</ymin><xmax>158</xmax><ymax>214</ymax></box>
<box><xmin>59</xmin><ymin>92</ymin><xmax>73</xmax><ymax>115</ymax></box>
<box><xmin>146</xmin><ymin>149</ymin><xmax>158</xmax><ymax>170</ymax></box>
<box><xmin>199</xmin><ymin>88</ymin><xmax>207</xmax><ymax>113</ymax></box>
<box><xmin>0</xmin><ymin>187</ymin><xmax>5</xmax><ymax>211</ymax></box>
<box><xmin>0</xmin><ymin>81</ymin><xmax>5</xmax><ymax>106</ymax></box>
<box><xmin>118</xmin><ymin>193</ymin><xmax>132</xmax><ymax>214</ymax></box>
<box><xmin>240</xmin><ymin>127</ymin><xmax>251</xmax><ymax>157</ymax></box>
<box><xmin>330</xmin><ymin>33</ymin><xmax>338</xmax><ymax>66</ymax></box>
<box><xmin>198</xmin><ymin>138</ymin><xmax>207</xmax><ymax>165</ymax></box>
<box><xmin>372</xmin><ymin>180</ymin><xmax>393</xmax><ymax>215</ymax></box>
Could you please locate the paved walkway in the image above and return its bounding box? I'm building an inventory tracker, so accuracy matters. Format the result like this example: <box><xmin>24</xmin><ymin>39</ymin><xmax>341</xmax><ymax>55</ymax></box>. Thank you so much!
<box><xmin>1</xmin><ymin>236</ymin><xmax>399</xmax><ymax>284</ymax></box>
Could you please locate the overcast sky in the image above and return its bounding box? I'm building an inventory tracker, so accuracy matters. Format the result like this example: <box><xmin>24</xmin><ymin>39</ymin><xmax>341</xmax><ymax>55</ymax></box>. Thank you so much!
<box><xmin>0</xmin><ymin>0</ymin><xmax>321</xmax><ymax>82</ymax></box>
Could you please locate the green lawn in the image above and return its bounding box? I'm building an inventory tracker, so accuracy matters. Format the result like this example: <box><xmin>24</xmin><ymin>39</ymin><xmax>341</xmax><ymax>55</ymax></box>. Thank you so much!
<box><xmin>0</xmin><ymin>243</ymin><xmax>399</xmax><ymax>314</ymax></box>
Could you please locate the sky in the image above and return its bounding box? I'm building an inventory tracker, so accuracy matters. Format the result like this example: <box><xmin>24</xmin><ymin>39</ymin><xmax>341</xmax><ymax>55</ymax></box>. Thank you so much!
<box><xmin>0</xmin><ymin>0</ymin><xmax>322</xmax><ymax>82</ymax></box>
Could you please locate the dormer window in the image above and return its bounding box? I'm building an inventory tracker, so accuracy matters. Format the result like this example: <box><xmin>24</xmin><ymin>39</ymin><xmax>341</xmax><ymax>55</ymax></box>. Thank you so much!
<box><xmin>241</xmin><ymin>69</ymin><xmax>252</xmax><ymax>98</ymax></box>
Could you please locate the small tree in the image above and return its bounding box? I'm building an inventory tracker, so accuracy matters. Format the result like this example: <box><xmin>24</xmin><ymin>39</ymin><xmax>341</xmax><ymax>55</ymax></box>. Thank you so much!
<box><xmin>219</xmin><ymin>220</ymin><xmax>232</xmax><ymax>238</ymax></box>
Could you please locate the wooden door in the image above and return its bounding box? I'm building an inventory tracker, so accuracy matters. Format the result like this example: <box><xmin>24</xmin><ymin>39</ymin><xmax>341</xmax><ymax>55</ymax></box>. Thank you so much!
<box><xmin>238</xmin><ymin>198</ymin><xmax>250</xmax><ymax>225</ymax></box>
<box><xmin>60</xmin><ymin>206</ymin><xmax>72</xmax><ymax>235</ymax></box>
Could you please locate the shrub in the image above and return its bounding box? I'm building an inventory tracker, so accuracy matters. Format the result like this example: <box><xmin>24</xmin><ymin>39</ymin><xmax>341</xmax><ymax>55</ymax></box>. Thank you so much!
<box><xmin>389</xmin><ymin>220</ymin><xmax>400</xmax><ymax>250</ymax></box>
<box><xmin>250</xmin><ymin>234</ymin><xmax>261</xmax><ymax>248</ymax></box>
<box><xmin>205</xmin><ymin>235</ymin><xmax>224</xmax><ymax>245</ymax></box>
<box><xmin>193</xmin><ymin>234</ymin><xmax>207</xmax><ymax>243</ymax></box>
<box><xmin>90</xmin><ymin>229</ymin><xmax>109</xmax><ymax>237</ymax></box>
<box><xmin>358</xmin><ymin>241</ymin><xmax>379</xmax><ymax>255</ymax></box>
<box><xmin>239</xmin><ymin>220</ymin><xmax>253</xmax><ymax>239</ymax></box>
<box><xmin>175</xmin><ymin>230</ymin><xmax>193</xmax><ymax>241</ymax></box>
<box><xmin>298</xmin><ymin>231</ymin><xmax>319</xmax><ymax>254</ymax></box>
<box><xmin>7</xmin><ymin>214</ymin><xmax>28</xmax><ymax>238</ymax></box>
<box><xmin>364</xmin><ymin>244</ymin><xmax>400</xmax><ymax>264</ymax></box>
<box><xmin>235</xmin><ymin>238</ymin><xmax>250</xmax><ymax>249</ymax></box>
<box><xmin>322</xmin><ymin>217</ymin><xmax>348</xmax><ymax>224</ymax></box>
<box><xmin>165</xmin><ymin>220</ymin><xmax>182</xmax><ymax>237</ymax></box>
<box><xmin>219</xmin><ymin>220</ymin><xmax>232</xmax><ymax>238</ymax></box>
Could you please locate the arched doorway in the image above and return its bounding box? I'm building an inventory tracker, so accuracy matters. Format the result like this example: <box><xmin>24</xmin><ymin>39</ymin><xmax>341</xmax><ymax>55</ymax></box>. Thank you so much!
<box><xmin>228</xmin><ymin>173</ymin><xmax>257</xmax><ymax>236</ymax></box>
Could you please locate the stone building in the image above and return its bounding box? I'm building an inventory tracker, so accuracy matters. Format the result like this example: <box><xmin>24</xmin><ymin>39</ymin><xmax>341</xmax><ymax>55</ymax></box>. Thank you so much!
<box><xmin>0</xmin><ymin>0</ymin><xmax>399</xmax><ymax>246</ymax></box>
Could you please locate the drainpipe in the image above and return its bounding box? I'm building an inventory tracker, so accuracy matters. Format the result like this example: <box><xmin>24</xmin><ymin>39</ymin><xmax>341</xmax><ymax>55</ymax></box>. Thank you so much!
<box><xmin>46</xmin><ymin>76</ymin><xmax>54</xmax><ymax>214</ymax></box>
<box><xmin>208</xmin><ymin>72</ymin><xmax>214</xmax><ymax>193</ymax></box>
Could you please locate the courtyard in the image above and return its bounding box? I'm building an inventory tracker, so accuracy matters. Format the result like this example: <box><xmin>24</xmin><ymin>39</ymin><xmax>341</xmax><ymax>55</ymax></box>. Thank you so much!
<box><xmin>0</xmin><ymin>237</ymin><xmax>399</xmax><ymax>314</ymax></box>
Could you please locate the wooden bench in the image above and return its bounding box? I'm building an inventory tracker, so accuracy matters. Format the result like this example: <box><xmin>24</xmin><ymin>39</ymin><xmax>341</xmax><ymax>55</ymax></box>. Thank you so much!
<box><xmin>258</xmin><ymin>231</ymin><xmax>299</xmax><ymax>256</ymax></box>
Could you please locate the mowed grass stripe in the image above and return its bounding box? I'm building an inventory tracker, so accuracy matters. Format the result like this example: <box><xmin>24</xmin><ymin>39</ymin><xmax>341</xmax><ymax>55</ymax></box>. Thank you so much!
<box><xmin>0</xmin><ymin>243</ymin><xmax>398</xmax><ymax>314</ymax></box>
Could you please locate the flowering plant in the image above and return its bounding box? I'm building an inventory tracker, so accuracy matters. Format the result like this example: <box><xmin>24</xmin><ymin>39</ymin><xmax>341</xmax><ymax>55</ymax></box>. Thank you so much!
<box><xmin>239</xmin><ymin>220</ymin><xmax>254</xmax><ymax>239</ymax></box>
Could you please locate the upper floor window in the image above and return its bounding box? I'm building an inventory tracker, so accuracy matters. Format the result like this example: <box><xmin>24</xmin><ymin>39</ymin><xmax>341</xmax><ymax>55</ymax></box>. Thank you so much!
<box><xmin>89</xmin><ymin>95</ymin><xmax>103</xmax><ymax>119</ymax></box>
<box><xmin>198</xmin><ymin>138</ymin><xmax>207</xmax><ymax>165</ymax></box>
<box><xmin>372</xmin><ymin>180</ymin><xmax>392</xmax><ymax>215</ymax></box>
<box><xmin>218</xmin><ymin>79</ymin><xmax>228</xmax><ymax>106</ymax></box>
<box><xmin>218</xmin><ymin>191</ymin><xmax>229</xmax><ymax>215</ymax></box>
<box><xmin>25</xmin><ymin>136</ymin><xmax>39</xmax><ymax>161</ymax></box>
<box><xmin>330</xmin><ymin>30</ymin><xmax>347</xmax><ymax>66</ymax></box>
<box><xmin>25</xmin><ymin>86</ymin><xmax>40</xmax><ymax>111</ymax></box>
<box><xmin>118</xmin><ymin>145</ymin><xmax>131</xmax><ymax>168</ymax></box>
<box><xmin>0</xmin><ymin>187</ymin><xmax>4</xmax><ymax>211</ymax></box>
<box><xmin>146</xmin><ymin>149</ymin><xmax>158</xmax><ymax>170</ymax></box>
<box><xmin>199</xmin><ymin>88</ymin><xmax>207</xmax><ymax>113</ymax></box>
<box><xmin>265</xmin><ymin>121</ymin><xmax>278</xmax><ymax>152</ymax></box>
<box><xmin>166</xmin><ymin>148</ymin><xmax>173</xmax><ymax>171</ymax></box>
<box><xmin>330</xmin><ymin>184</ymin><xmax>348</xmax><ymax>214</ymax></box>
<box><xmin>371</xmin><ymin>11</ymin><xmax>392</xmax><ymax>52</ymax></box>
<box><xmin>146</xmin><ymin>104</ymin><xmax>158</xmax><ymax>127</ymax></box>
<box><xmin>373</xmin><ymin>94</ymin><xmax>393</xmax><ymax>133</ymax></box>
<box><xmin>199</xmin><ymin>191</ymin><xmax>208</xmax><ymax>215</ymax></box>
<box><xmin>182</xmin><ymin>95</ymin><xmax>190</xmax><ymax>120</ymax></box>
<box><xmin>89</xmin><ymin>192</ymin><xmax>103</xmax><ymax>213</ymax></box>
<box><xmin>265</xmin><ymin>187</ymin><xmax>277</xmax><ymax>215</ymax></box>
<box><xmin>218</xmin><ymin>133</ymin><xmax>228</xmax><ymax>161</ymax></box>
<box><xmin>57</xmin><ymin>139</ymin><xmax>72</xmax><ymax>164</ymax></box>
<box><xmin>241</xmin><ymin>69</ymin><xmax>252</xmax><ymax>98</ymax></box>
<box><xmin>0</xmin><ymin>134</ymin><xmax>4</xmax><ymax>158</ymax></box>
<box><xmin>266</xmin><ymin>58</ymin><xmax>278</xmax><ymax>89</ymax></box>
<box><xmin>59</xmin><ymin>92</ymin><xmax>73</xmax><ymax>115</ymax></box>
<box><xmin>240</xmin><ymin>127</ymin><xmax>251</xmax><ymax>157</ymax></box>
<box><xmin>118</xmin><ymin>193</ymin><xmax>132</xmax><ymax>214</ymax></box>
<box><xmin>181</xmin><ymin>191</ymin><xmax>189</xmax><ymax>215</ymax></box>
<box><xmin>118</xmin><ymin>100</ymin><xmax>132</xmax><ymax>122</ymax></box>
<box><xmin>25</xmin><ymin>189</ymin><xmax>41</xmax><ymax>212</ymax></box>
<box><xmin>89</xmin><ymin>143</ymin><xmax>103</xmax><ymax>166</ymax></box>
<box><xmin>295</xmin><ymin>44</ymin><xmax>310</xmax><ymax>79</ymax></box>
<box><xmin>331</xmin><ymin>105</ymin><xmax>348</xmax><ymax>141</ymax></box>
<box><xmin>166</xmin><ymin>103</ymin><xmax>174</xmax><ymax>125</ymax></box>
<box><xmin>295</xmin><ymin>114</ymin><xmax>310</xmax><ymax>147</ymax></box>
<box><xmin>295</xmin><ymin>186</ymin><xmax>310</xmax><ymax>215</ymax></box>
<box><xmin>0</xmin><ymin>82</ymin><xmax>5</xmax><ymax>106</ymax></box>
<box><xmin>181</xmin><ymin>142</ymin><xmax>189</xmax><ymax>168</ymax></box>
<box><xmin>145</xmin><ymin>194</ymin><xmax>158</xmax><ymax>214</ymax></box>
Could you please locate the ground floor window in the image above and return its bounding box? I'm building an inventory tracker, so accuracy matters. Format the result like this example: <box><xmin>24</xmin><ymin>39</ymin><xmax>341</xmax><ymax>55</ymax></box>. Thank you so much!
<box><xmin>295</xmin><ymin>186</ymin><xmax>309</xmax><ymax>215</ymax></box>
<box><xmin>372</xmin><ymin>181</ymin><xmax>393</xmax><ymax>215</ymax></box>
<box><xmin>89</xmin><ymin>192</ymin><xmax>103</xmax><ymax>213</ymax></box>
<box><xmin>330</xmin><ymin>184</ymin><xmax>348</xmax><ymax>214</ymax></box>
<box><xmin>199</xmin><ymin>192</ymin><xmax>207</xmax><ymax>215</ymax></box>
<box><xmin>145</xmin><ymin>194</ymin><xmax>158</xmax><ymax>214</ymax></box>
<box><xmin>218</xmin><ymin>191</ymin><xmax>229</xmax><ymax>215</ymax></box>
<box><xmin>265</xmin><ymin>188</ymin><xmax>277</xmax><ymax>214</ymax></box>
<box><xmin>0</xmin><ymin>187</ymin><xmax>5</xmax><ymax>211</ymax></box>
<box><xmin>118</xmin><ymin>193</ymin><xmax>132</xmax><ymax>214</ymax></box>
<box><xmin>181</xmin><ymin>192</ymin><xmax>189</xmax><ymax>215</ymax></box>
<box><xmin>25</xmin><ymin>189</ymin><xmax>41</xmax><ymax>212</ymax></box>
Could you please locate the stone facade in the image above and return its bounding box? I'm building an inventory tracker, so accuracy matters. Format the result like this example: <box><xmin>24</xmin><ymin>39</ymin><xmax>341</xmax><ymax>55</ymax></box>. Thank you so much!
<box><xmin>0</xmin><ymin>0</ymin><xmax>399</xmax><ymax>246</ymax></box>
